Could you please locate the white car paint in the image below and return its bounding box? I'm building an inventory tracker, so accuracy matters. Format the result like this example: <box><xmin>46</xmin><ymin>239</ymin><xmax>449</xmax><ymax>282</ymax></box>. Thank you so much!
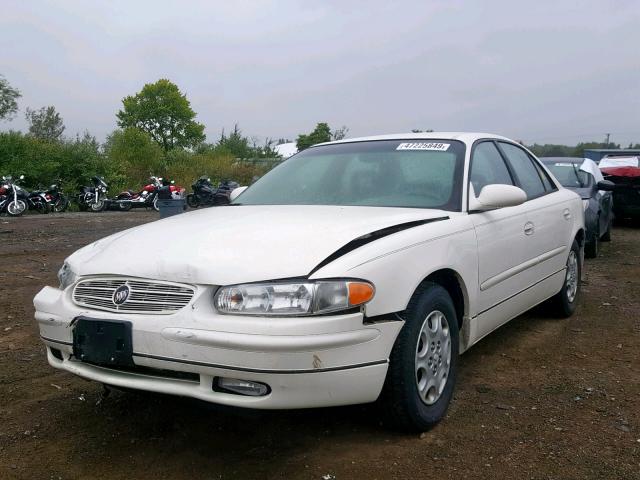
<box><xmin>34</xmin><ymin>132</ymin><xmax>584</xmax><ymax>410</ymax></box>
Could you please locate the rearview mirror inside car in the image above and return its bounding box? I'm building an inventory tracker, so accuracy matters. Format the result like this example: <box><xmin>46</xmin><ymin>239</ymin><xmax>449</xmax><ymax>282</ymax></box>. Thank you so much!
<box><xmin>469</xmin><ymin>184</ymin><xmax>527</xmax><ymax>212</ymax></box>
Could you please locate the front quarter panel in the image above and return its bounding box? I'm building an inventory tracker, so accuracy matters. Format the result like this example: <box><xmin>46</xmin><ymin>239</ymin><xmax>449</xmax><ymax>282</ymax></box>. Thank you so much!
<box><xmin>310</xmin><ymin>215</ymin><xmax>478</xmax><ymax>318</ymax></box>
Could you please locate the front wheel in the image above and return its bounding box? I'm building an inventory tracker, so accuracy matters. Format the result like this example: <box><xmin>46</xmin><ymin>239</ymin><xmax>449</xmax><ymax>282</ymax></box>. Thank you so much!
<box><xmin>53</xmin><ymin>196</ymin><xmax>69</xmax><ymax>213</ymax></box>
<box><xmin>601</xmin><ymin>216</ymin><xmax>612</xmax><ymax>242</ymax></box>
<box><xmin>548</xmin><ymin>239</ymin><xmax>581</xmax><ymax>318</ymax></box>
<box><xmin>152</xmin><ymin>196</ymin><xmax>159</xmax><ymax>212</ymax></box>
<box><xmin>90</xmin><ymin>199</ymin><xmax>105</xmax><ymax>212</ymax></box>
<box><xmin>381</xmin><ymin>282</ymin><xmax>459</xmax><ymax>432</ymax></box>
<box><xmin>7</xmin><ymin>200</ymin><xmax>27</xmax><ymax>216</ymax></box>
<box><xmin>186</xmin><ymin>194</ymin><xmax>199</xmax><ymax>208</ymax></box>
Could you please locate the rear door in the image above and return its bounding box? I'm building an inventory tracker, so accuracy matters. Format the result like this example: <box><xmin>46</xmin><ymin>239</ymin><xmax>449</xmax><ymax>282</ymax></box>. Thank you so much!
<box><xmin>497</xmin><ymin>142</ymin><xmax>571</xmax><ymax>281</ymax></box>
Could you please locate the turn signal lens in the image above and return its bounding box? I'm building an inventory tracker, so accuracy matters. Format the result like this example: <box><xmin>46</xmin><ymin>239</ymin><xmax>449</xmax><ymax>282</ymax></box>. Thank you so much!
<box><xmin>348</xmin><ymin>282</ymin><xmax>375</xmax><ymax>306</ymax></box>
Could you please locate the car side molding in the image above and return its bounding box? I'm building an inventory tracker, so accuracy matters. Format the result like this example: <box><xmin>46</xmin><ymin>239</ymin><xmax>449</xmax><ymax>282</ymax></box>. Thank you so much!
<box><xmin>309</xmin><ymin>216</ymin><xmax>449</xmax><ymax>275</ymax></box>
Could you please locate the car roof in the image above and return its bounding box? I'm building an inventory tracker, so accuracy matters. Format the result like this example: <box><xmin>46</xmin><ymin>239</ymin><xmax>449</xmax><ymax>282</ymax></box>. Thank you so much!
<box><xmin>314</xmin><ymin>132</ymin><xmax>513</xmax><ymax>147</ymax></box>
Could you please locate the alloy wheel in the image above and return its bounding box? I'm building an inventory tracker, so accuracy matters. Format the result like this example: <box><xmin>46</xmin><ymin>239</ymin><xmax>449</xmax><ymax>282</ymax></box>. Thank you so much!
<box><xmin>565</xmin><ymin>250</ymin><xmax>578</xmax><ymax>303</ymax></box>
<box><xmin>415</xmin><ymin>310</ymin><xmax>452</xmax><ymax>405</ymax></box>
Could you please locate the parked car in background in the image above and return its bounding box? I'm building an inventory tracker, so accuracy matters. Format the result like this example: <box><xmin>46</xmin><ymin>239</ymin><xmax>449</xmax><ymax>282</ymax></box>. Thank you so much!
<box><xmin>34</xmin><ymin>133</ymin><xmax>584</xmax><ymax>432</ymax></box>
<box><xmin>541</xmin><ymin>157</ymin><xmax>615</xmax><ymax>257</ymax></box>
<box><xmin>599</xmin><ymin>156</ymin><xmax>640</xmax><ymax>222</ymax></box>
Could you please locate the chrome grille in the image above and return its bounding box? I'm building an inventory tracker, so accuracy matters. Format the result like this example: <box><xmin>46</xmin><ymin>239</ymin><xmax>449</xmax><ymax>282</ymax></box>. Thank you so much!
<box><xmin>72</xmin><ymin>277</ymin><xmax>195</xmax><ymax>314</ymax></box>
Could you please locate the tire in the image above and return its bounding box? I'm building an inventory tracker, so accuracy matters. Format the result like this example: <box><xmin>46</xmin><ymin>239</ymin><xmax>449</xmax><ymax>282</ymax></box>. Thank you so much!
<box><xmin>90</xmin><ymin>199</ymin><xmax>105</xmax><ymax>212</ymax></box>
<box><xmin>33</xmin><ymin>200</ymin><xmax>49</xmax><ymax>214</ymax></box>
<box><xmin>548</xmin><ymin>239</ymin><xmax>581</xmax><ymax>318</ymax></box>
<box><xmin>381</xmin><ymin>282</ymin><xmax>459</xmax><ymax>432</ymax></box>
<box><xmin>186</xmin><ymin>194</ymin><xmax>199</xmax><ymax>208</ymax></box>
<box><xmin>119</xmin><ymin>201</ymin><xmax>132</xmax><ymax>212</ymax></box>
<box><xmin>53</xmin><ymin>196</ymin><xmax>69</xmax><ymax>213</ymax></box>
<box><xmin>584</xmin><ymin>233</ymin><xmax>598</xmax><ymax>258</ymax></box>
<box><xmin>7</xmin><ymin>200</ymin><xmax>27</xmax><ymax>216</ymax></box>
<box><xmin>152</xmin><ymin>196</ymin><xmax>159</xmax><ymax>212</ymax></box>
<box><xmin>601</xmin><ymin>217</ymin><xmax>612</xmax><ymax>242</ymax></box>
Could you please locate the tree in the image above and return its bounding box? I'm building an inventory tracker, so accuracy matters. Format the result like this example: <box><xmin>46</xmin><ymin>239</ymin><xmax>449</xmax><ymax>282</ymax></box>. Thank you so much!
<box><xmin>0</xmin><ymin>75</ymin><xmax>22</xmax><ymax>121</ymax></box>
<box><xmin>25</xmin><ymin>106</ymin><xmax>65</xmax><ymax>141</ymax></box>
<box><xmin>116</xmin><ymin>79</ymin><xmax>206</xmax><ymax>152</ymax></box>
<box><xmin>104</xmin><ymin>128</ymin><xmax>165</xmax><ymax>185</ymax></box>
<box><xmin>332</xmin><ymin>125</ymin><xmax>349</xmax><ymax>141</ymax></box>
<box><xmin>296</xmin><ymin>122</ymin><xmax>332</xmax><ymax>151</ymax></box>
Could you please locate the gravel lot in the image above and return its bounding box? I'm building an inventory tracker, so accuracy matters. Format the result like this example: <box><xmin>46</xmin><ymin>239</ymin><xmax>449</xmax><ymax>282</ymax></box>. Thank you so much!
<box><xmin>1</xmin><ymin>211</ymin><xmax>638</xmax><ymax>479</ymax></box>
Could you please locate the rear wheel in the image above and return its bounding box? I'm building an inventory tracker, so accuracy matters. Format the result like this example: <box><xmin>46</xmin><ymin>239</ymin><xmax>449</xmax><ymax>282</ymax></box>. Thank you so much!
<box><xmin>549</xmin><ymin>239</ymin><xmax>581</xmax><ymax>318</ymax></box>
<box><xmin>381</xmin><ymin>282</ymin><xmax>458</xmax><ymax>432</ymax></box>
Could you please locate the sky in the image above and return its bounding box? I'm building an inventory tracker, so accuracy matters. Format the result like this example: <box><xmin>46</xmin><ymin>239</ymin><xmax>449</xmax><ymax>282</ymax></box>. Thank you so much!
<box><xmin>1</xmin><ymin>0</ymin><xmax>639</xmax><ymax>146</ymax></box>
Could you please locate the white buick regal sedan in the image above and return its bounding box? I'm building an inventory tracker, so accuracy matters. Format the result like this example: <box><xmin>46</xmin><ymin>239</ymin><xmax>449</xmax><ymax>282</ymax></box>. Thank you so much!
<box><xmin>34</xmin><ymin>133</ymin><xmax>584</xmax><ymax>431</ymax></box>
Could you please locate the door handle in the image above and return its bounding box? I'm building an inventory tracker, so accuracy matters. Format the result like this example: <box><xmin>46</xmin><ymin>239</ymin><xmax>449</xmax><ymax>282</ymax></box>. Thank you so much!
<box><xmin>563</xmin><ymin>208</ymin><xmax>571</xmax><ymax>220</ymax></box>
<box><xmin>524</xmin><ymin>222</ymin><xmax>535</xmax><ymax>235</ymax></box>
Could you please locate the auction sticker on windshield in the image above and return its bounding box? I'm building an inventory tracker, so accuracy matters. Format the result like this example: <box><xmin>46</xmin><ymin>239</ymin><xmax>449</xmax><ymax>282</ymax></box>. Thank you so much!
<box><xmin>396</xmin><ymin>142</ymin><xmax>450</xmax><ymax>151</ymax></box>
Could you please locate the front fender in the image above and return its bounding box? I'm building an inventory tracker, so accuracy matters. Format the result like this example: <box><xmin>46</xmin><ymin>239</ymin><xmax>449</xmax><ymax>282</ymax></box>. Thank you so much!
<box><xmin>310</xmin><ymin>215</ymin><xmax>478</xmax><ymax>318</ymax></box>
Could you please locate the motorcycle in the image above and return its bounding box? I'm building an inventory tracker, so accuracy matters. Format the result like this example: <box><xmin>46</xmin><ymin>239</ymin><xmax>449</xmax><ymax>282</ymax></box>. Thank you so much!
<box><xmin>27</xmin><ymin>189</ymin><xmax>50</xmax><ymax>214</ymax></box>
<box><xmin>45</xmin><ymin>182</ymin><xmax>69</xmax><ymax>213</ymax></box>
<box><xmin>186</xmin><ymin>177</ymin><xmax>239</xmax><ymax>208</ymax></box>
<box><xmin>0</xmin><ymin>175</ymin><xmax>30</xmax><ymax>216</ymax></box>
<box><xmin>77</xmin><ymin>176</ymin><xmax>108</xmax><ymax>212</ymax></box>
<box><xmin>112</xmin><ymin>176</ymin><xmax>182</xmax><ymax>212</ymax></box>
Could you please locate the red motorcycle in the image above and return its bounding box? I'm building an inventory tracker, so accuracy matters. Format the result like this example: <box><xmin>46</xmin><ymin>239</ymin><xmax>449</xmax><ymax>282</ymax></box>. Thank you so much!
<box><xmin>112</xmin><ymin>176</ymin><xmax>182</xmax><ymax>211</ymax></box>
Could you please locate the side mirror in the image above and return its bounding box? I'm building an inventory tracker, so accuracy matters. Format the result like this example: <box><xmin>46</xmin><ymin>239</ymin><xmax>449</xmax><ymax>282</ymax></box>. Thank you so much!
<box><xmin>229</xmin><ymin>186</ymin><xmax>248</xmax><ymax>202</ymax></box>
<box><xmin>597</xmin><ymin>180</ymin><xmax>615</xmax><ymax>191</ymax></box>
<box><xmin>469</xmin><ymin>184</ymin><xmax>527</xmax><ymax>211</ymax></box>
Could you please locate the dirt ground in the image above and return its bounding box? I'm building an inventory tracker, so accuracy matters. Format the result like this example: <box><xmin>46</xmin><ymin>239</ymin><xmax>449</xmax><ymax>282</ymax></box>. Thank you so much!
<box><xmin>0</xmin><ymin>210</ymin><xmax>638</xmax><ymax>480</ymax></box>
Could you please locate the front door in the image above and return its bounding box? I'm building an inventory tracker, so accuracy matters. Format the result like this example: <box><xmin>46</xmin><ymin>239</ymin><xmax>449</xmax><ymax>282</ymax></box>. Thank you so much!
<box><xmin>468</xmin><ymin>141</ymin><xmax>533</xmax><ymax>337</ymax></box>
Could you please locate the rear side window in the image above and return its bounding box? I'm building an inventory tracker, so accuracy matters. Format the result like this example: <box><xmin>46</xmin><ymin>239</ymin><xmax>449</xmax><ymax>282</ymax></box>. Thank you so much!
<box><xmin>532</xmin><ymin>158</ymin><xmax>557</xmax><ymax>191</ymax></box>
<box><xmin>469</xmin><ymin>142</ymin><xmax>514</xmax><ymax>195</ymax></box>
<box><xmin>499</xmin><ymin>143</ymin><xmax>546</xmax><ymax>199</ymax></box>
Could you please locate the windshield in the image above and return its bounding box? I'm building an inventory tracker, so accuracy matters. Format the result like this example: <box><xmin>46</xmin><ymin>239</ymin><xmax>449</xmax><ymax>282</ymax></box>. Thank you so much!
<box><xmin>235</xmin><ymin>139</ymin><xmax>466</xmax><ymax>210</ymax></box>
<box><xmin>545</xmin><ymin>162</ymin><xmax>592</xmax><ymax>188</ymax></box>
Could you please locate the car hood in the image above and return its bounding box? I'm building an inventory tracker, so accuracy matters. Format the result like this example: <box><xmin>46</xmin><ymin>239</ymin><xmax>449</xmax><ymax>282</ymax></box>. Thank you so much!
<box><xmin>67</xmin><ymin>205</ymin><xmax>449</xmax><ymax>285</ymax></box>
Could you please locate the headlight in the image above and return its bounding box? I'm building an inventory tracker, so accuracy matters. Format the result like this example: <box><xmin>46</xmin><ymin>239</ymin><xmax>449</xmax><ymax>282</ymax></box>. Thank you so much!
<box><xmin>214</xmin><ymin>280</ymin><xmax>375</xmax><ymax>316</ymax></box>
<box><xmin>57</xmin><ymin>262</ymin><xmax>77</xmax><ymax>290</ymax></box>
<box><xmin>582</xmin><ymin>199</ymin><xmax>589</xmax><ymax>211</ymax></box>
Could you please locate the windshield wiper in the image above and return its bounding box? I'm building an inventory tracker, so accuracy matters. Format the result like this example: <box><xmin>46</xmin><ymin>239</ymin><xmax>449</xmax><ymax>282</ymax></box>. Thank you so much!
<box><xmin>570</xmin><ymin>163</ymin><xmax>585</xmax><ymax>188</ymax></box>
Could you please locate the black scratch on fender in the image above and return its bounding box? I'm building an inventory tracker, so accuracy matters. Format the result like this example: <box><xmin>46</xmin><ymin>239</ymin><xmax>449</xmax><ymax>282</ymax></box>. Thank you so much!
<box><xmin>308</xmin><ymin>217</ymin><xmax>449</xmax><ymax>275</ymax></box>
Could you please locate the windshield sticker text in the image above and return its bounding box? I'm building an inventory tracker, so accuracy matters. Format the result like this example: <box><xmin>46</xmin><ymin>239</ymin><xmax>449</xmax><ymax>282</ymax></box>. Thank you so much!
<box><xmin>396</xmin><ymin>142</ymin><xmax>450</xmax><ymax>151</ymax></box>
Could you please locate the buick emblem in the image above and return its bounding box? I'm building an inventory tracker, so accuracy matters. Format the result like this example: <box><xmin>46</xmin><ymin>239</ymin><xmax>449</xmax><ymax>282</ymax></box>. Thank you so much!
<box><xmin>112</xmin><ymin>284</ymin><xmax>131</xmax><ymax>305</ymax></box>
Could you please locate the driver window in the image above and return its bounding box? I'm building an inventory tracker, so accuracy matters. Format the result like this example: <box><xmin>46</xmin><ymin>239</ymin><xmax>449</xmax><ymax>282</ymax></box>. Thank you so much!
<box><xmin>470</xmin><ymin>142</ymin><xmax>514</xmax><ymax>195</ymax></box>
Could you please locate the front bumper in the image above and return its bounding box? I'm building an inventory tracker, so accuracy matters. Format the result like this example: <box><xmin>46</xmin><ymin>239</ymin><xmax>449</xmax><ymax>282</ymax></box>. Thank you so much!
<box><xmin>34</xmin><ymin>284</ymin><xmax>403</xmax><ymax>409</ymax></box>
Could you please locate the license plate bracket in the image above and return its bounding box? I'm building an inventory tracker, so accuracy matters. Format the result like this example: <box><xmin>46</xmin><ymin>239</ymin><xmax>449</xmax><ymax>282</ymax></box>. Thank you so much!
<box><xmin>72</xmin><ymin>317</ymin><xmax>134</xmax><ymax>367</ymax></box>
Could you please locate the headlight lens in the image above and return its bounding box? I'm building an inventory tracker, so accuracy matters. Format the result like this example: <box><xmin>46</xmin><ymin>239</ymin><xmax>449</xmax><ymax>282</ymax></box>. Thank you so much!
<box><xmin>57</xmin><ymin>262</ymin><xmax>77</xmax><ymax>290</ymax></box>
<box><xmin>582</xmin><ymin>199</ymin><xmax>589</xmax><ymax>211</ymax></box>
<box><xmin>214</xmin><ymin>280</ymin><xmax>374</xmax><ymax>316</ymax></box>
